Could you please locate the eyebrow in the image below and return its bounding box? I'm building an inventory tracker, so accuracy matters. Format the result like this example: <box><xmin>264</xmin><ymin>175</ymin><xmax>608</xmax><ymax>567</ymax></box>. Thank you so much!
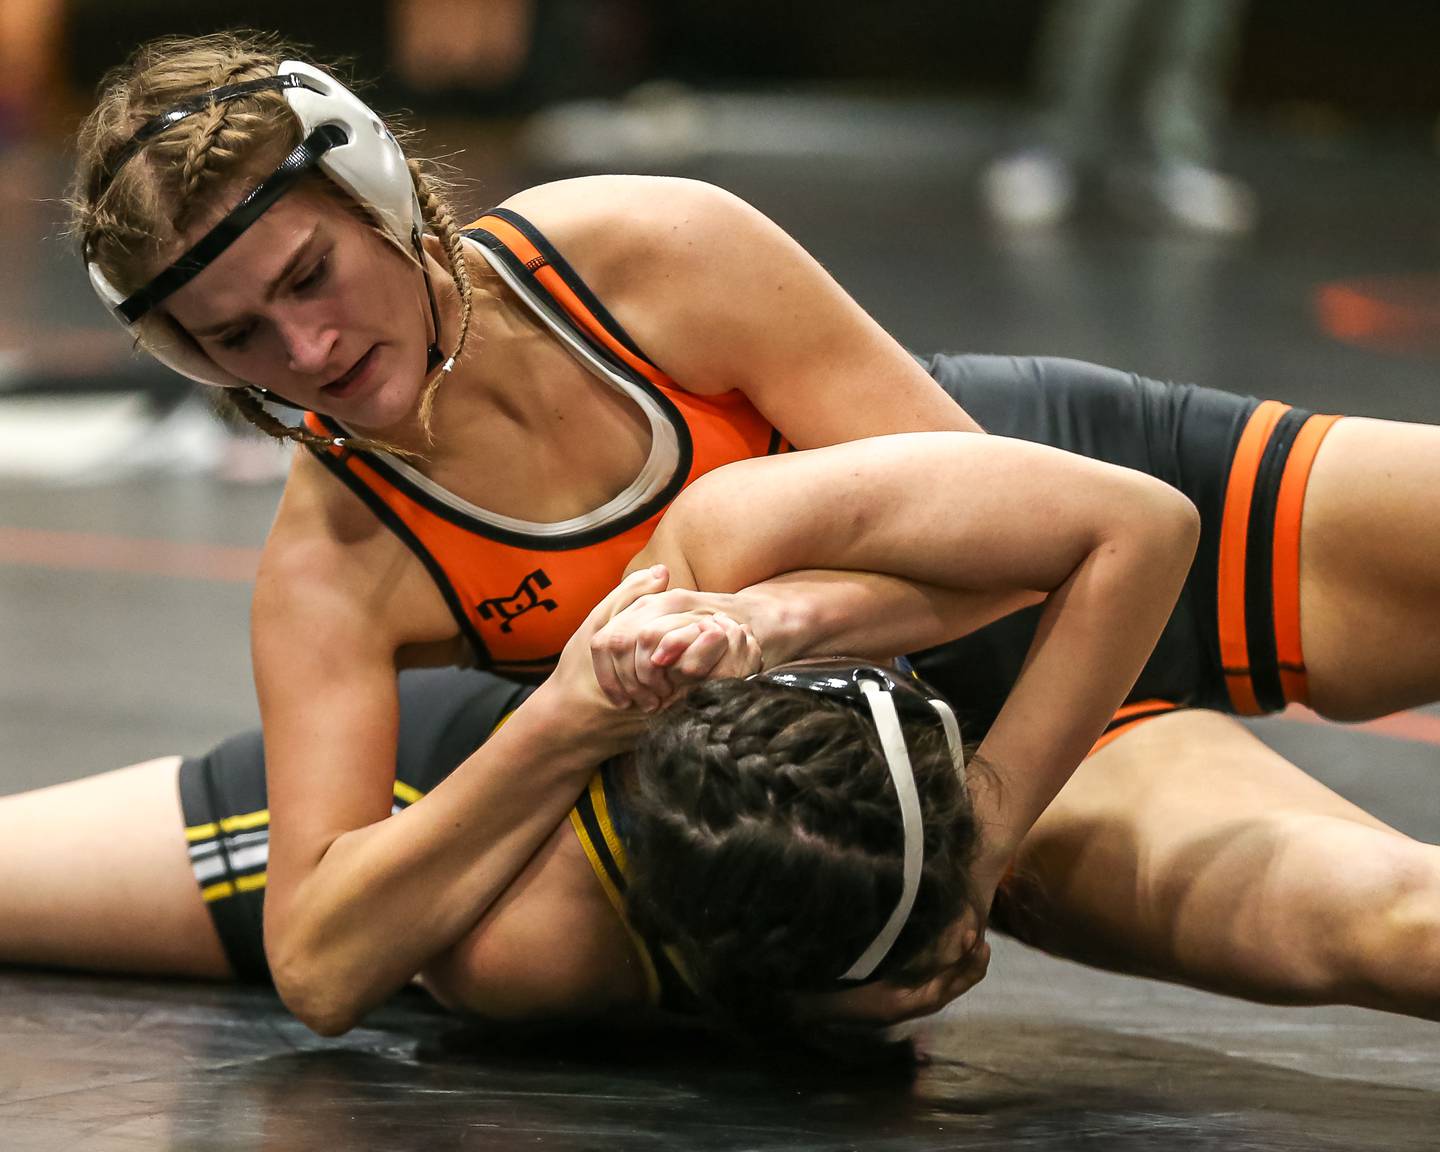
<box><xmin>190</xmin><ymin>227</ymin><xmax>319</xmax><ymax>338</ymax></box>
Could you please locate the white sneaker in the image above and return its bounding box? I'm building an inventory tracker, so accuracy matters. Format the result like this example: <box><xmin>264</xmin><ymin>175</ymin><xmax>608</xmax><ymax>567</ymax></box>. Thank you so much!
<box><xmin>980</xmin><ymin>151</ymin><xmax>1077</xmax><ymax>227</ymax></box>
<box><xmin>1151</xmin><ymin>162</ymin><xmax>1257</xmax><ymax>235</ymax></box>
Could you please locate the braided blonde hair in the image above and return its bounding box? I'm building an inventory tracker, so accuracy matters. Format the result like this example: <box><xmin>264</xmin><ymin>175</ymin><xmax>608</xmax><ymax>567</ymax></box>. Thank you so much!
<box><xmin>70</xmin><ymin>31</ymin><xmax>478</xmax><ymax>456</ymax></box>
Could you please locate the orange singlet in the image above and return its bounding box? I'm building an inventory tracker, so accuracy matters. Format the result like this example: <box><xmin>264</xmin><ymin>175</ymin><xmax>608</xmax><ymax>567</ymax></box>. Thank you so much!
<box><xmin>302</xmin><ymin>209</ymin><xmax>790</xmax><ymax>678</ymax></box>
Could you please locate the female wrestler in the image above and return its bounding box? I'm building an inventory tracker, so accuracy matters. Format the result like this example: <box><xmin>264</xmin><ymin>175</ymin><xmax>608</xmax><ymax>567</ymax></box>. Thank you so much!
<box><xmin>66</xmin><ymin>33</ymin><xmax>1440</xmax><ymax>1027</ymax></box>
<box><xmin>69</xmin><ymin>33</ymin><xmax>1194</xmax><ymax>1033</ymax></box>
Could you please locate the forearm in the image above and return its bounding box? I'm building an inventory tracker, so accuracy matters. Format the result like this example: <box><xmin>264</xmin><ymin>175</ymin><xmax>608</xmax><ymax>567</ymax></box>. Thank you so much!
<box><xmin>267</xmin><ymin>683</ymin><xmax>623</xmax><ymax>1034</ymax></box>
<box><xmin>968</xmin><ymin>513</ymin><xmax>1198</xmax><ymax>895</ymax></box>
<box><xmin>734</xmin><ymin>570</ymin><xmax>1043</xmax><ymax>668</ymax></box>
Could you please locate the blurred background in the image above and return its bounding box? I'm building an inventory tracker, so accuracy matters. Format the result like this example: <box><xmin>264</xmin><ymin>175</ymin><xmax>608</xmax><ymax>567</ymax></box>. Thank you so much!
<box><xmin>1</xmin><ymin>0</ymin><xmax>1438</xmax><ymax>778</ymax></box>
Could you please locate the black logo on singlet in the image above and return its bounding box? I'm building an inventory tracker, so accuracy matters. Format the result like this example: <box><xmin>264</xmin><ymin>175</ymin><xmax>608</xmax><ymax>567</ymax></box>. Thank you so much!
<box><xmin>477</xmin><ymin>569</ymin><xmax>558</xmax><ymax>633</ymax></box>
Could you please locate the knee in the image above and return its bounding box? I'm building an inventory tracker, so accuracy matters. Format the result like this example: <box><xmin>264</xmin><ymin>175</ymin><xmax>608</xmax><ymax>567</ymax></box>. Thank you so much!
<box><xmin>1326</xmin><ymin>845</ymin><xmax>1440</xmax><ymax>1008</ymax></box>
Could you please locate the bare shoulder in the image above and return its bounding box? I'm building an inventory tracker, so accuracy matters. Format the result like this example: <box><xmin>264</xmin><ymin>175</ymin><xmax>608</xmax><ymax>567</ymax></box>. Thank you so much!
<box><xmin>419</xmin><ymin>818</ymin><xmax>649</xmax><ymax>1019</ymax></box>
<box><xmin>497</xmin><ymin>177</ymin><xmax>981</xmax><ymax>444</ymax></box>
<box><xmin>497</xmin><ymin>175</ymin><xmax>772</xmax><ymax>287</ymax></box>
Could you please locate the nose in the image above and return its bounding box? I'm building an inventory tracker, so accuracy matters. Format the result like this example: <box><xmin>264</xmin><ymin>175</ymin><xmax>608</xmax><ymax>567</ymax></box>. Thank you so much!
<box><xmin>276</xmin><ymin>309</ymin><xmax>339</xmax><ymax>377</ymax></box>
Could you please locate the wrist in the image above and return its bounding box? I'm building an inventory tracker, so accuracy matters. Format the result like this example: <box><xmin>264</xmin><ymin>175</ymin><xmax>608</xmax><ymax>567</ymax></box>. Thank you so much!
<box><xmin>733</xmin><ymin>583</ymin><xmax>815</xmax><ymax>669</ymax></box>
<box><xmin>527</xmin><ymin>676</ymin><xmax>648</xmax><ymax>758</ymax></box>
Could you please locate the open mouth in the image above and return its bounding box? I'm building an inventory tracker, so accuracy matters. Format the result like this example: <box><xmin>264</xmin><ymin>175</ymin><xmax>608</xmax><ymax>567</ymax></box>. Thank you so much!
<box><xmin>322</xmin><ymin>347</ymin><xmax>377</xmax><ymax>397</ymax></box>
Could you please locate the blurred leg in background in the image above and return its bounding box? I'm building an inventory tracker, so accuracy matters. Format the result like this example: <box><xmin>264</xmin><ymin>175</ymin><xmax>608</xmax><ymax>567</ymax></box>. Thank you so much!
<box><xmin>1138</xmin><ymin>0</ymin><xmax>1255</xmax><ymax>233</ymax></box>
<box><xmin>983</xmin><ymin>0</ymin><xmax>1255</xmax><ymax>234</ymax></box>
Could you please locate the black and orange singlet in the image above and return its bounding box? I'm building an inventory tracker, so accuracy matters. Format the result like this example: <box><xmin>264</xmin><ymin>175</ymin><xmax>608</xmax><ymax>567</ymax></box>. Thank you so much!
<box><xmin>303</xmin><ymin>209</ymin><xmax>789</xmax><ymax>678</ymax></box>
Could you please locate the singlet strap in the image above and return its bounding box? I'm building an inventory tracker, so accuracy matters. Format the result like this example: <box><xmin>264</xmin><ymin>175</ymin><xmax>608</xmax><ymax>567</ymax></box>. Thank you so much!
<box><xmin>466</xmin><ymin>209</ymin><xmax>672</xmax><ymax>390</ymax></box>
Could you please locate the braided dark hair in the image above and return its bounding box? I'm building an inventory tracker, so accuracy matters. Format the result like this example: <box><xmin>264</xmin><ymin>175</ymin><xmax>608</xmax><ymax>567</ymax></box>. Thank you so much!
<box><xmin>622</xmin><ymin>678</ymin><xmax>983</xmax><ymax>1031</ymax></box>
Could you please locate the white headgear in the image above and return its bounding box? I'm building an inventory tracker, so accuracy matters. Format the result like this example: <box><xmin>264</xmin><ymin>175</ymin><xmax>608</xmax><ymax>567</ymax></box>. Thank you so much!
<box><xmin>85</xmin><ymin>62</ymin><xmax>437</xmax><ymax>390</ymax></box>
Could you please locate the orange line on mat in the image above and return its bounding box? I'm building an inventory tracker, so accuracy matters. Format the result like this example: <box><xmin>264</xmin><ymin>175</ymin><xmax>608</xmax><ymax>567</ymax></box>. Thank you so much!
<box><xmin>0</xmin><ymin>526</ymin><xmax>261</xmax><ymax>583</ymax></box>
<box><xmin>1280</xmin><ymin>704</ymin><xmax>1440</xmax><ymax>748</ymax></box>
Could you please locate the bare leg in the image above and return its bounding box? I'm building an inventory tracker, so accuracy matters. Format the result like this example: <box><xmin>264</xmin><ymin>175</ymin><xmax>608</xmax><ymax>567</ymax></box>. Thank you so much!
<box><xmin>0</xmin><ymin>757</ymin><xmax>232</xmax><ymax>978</ymax></box>
<box><xmin>1001</xmin><ymin>711</ymin><xmax>1440</xmax><ymax>1018</ymax></box>
<box><xmin>1302</xmin><ymin>417</ymin><xmax>1440</xmax><ymax>720</ymax></box>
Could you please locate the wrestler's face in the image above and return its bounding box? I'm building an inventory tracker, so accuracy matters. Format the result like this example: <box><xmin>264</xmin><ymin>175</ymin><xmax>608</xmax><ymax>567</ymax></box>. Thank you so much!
<box><xmin>163</xmin><ymin>181</ymin><xmax>441</xmax><ymax>433</ymax></box>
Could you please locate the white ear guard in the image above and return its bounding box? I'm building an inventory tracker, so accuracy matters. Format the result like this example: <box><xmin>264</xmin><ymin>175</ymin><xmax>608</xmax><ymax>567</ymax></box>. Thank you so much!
<box><xmin>277</xmin><ymin>61</ymin><xmax>423</xmax><ymax>253</ymax></box>
<box><xmin>85</xmin><ymin>62</ymin><xmax>433</xmax><ymax>390</ymax></box>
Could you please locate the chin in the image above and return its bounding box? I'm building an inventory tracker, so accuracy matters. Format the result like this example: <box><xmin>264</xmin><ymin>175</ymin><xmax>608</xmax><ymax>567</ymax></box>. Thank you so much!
<box><xmin>353</xmin><ymin>373</ymin><xmax>429</xmax><ymax>436</ymax></box>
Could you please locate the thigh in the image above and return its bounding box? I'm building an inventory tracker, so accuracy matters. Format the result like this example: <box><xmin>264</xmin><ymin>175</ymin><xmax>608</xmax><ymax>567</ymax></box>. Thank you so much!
<box><xmin>999</xmin><ymin>710</ymin><xmax>1439</xmax><ymax>1009</ymax></box>
<box><xmin>1301</xmin><ymin>417</ymin><xmax>1440</xmax><ymax>719</ymax></box>
<box><xmin>0</xmin><ymin>757</ymin><xmax>232</xmax><ymax>978</ymax></box>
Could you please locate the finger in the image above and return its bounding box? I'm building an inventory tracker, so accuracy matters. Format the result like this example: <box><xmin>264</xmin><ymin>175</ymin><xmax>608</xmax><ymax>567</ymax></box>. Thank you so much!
<box><xmin>630</xmin><ymin>659</ymin><xmax>671</xmax><ymax>711</ymax></box>
<box><xmin>711</xmin><ymin>614</ymin><xmax>762</xmax><ymax>679</ymax></box>
<box><xmin>612</xmin><ymin>632</ymin><xmax>662</xmax><ymax>712</ymax></box>
<box><xmin>586</xmin><ymin>566</ymin><xmax>669</xmax><ymax>636</ymax></box>
<box><xmin>590</xmin><ymin>636</ymin><xmax>629</xmax><ymax>707</ymax></box>
<box><xmin>668</xmin><ymin>622</ymin><xmax>731</xmax><ymax>682</ymax></box>
<box><xmin>650</xmin><ymin>620</ymin><xmax>707</xmax><ymax>669</ymax></box>
<box><xmin>591</xmin><ymin>622</ymin><xmax>657</xmax><ymax>710</ymax></box>
<box><xmin>634</xmin><ymin>623</ymin><xmax>680</xmax><ymax>699</ymax></box>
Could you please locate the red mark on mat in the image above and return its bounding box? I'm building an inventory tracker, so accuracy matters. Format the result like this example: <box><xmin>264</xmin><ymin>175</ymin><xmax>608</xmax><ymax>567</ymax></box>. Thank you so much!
<box><xmin>1314</xmin><ymin>276</ymin><xmax>1440</xmax><ymax>357</ymax></box>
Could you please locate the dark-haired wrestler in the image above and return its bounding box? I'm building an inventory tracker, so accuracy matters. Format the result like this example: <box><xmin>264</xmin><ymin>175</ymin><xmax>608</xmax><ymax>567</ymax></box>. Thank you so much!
<box><xmin>4</xmin><ymin>430</ymin><xmax>1197</xmax><ymax>1031</ymax></box>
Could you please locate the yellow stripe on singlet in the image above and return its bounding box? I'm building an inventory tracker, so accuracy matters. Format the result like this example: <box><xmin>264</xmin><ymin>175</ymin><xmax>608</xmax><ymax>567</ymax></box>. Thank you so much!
<box><xmin>195</xmin><ymin>706</ymin><xmax>520</xmax><ymax>905</ymax></box>
<box><xmin>392</xmin><ymin>780</ymin><xmax>424</xmax><ymax>806</ymax></box>
<box><xmin>568</xmin><ymin>774</ymin><xmax>662</xmax><ymax>1006</ymax></box>
<box><xmin>200</xmin><ymin>872</ymin><xmax>269</xmax><ymax>903</ymax></box>
<box><xmin>185</xmin><ymin>808</ymin><xmax>270</xmax><ymax>843</ymax></box>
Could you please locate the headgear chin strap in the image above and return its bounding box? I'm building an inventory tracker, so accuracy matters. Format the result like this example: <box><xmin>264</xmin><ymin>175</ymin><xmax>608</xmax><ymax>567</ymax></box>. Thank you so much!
<box><xmin>754</xmin><ymin>658</ymin><xmax>964</xmax><ymax>982</ymax></box>
<box><xmin>85</xmin><ymin>61</ymin><xmax>454</xmax><ymax>389</ymax></box>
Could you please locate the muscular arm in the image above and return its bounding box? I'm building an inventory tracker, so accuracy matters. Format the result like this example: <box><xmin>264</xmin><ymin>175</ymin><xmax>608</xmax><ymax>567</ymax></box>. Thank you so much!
<box><xmin>630</xmin><ymin>433</ymin><xmax>1199</xmax><ymax>894</ymax></box>
<box><xmin>254</xmin><ymin>466</ymin><xmax>657</xmax><ymax>1036</ymax></box>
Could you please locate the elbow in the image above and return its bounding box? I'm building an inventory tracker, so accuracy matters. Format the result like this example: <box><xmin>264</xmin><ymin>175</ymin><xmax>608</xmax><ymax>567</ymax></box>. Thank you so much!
<box><xmin>270</xmin><ymin>945</ymin><xmax>364</xmax><ymax>1038</ymax></box>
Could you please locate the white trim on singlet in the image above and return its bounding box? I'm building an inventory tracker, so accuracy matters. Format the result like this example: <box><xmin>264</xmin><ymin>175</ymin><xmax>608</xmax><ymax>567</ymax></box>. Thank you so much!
<box><xmin>333</xmin><ymin>238</ymin><xmax>681</xmax><ymax>540</ymax></box>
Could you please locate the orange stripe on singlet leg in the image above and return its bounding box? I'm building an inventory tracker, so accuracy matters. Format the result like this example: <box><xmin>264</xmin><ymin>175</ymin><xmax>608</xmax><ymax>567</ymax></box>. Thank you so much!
<box><xmin>1270</xmin><ymin>414</ymin><xmax>1344</xmax><ymax>706</ymax></box>
<box><xmin>476</xmin><ymin>216</ymin><xmax>673</xmax><ymax>390</ymax></box>
<box><xmin>1087</xmin><ymin>700</ymin><xmax>1181</xmax><ymax>758</ymax></box>
<box><xmin>1217</xmin><ymin>400</ymin><xmax>1290</xmax><ymax>715</ymax></box>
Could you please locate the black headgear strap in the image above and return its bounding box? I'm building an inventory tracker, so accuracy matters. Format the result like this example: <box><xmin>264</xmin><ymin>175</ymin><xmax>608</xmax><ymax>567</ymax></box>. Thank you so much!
<box><xmin>758</xmin><ymin>658</ymin><xmax>953</xmax><ymax>730</ymax></box>
<box><xmin>115</xmin><ymin>123</ymin><xmax>346</xmax><ymax>324</ymax></box>
<box><xmin>103</xmin><ymin>73</ymin><xmax>312</xmax><ymax>184</ymax></box>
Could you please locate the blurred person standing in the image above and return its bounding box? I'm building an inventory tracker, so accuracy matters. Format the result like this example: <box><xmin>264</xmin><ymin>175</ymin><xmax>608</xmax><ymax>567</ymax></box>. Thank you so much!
<box><xmin>983</xmin><ymin>0</ymin><xmax>1255</xmax><ymax>234</ymax></box>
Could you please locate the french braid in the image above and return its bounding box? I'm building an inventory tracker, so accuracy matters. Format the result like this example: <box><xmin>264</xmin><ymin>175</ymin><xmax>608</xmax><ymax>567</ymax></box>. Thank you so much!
<box><xmin>215</xmin><ymin>387</ymin><xmax>399</xmax><ymax>457</ymax></box>
<box><xmin>622</xmin><ymin>679</ymin><xmax>983</xmax><ymax>1032</ymax></box>
<box><xmin>410</xmin><ymin>159</ymin><xmax>477</xmax><ymax>435</ymax></box>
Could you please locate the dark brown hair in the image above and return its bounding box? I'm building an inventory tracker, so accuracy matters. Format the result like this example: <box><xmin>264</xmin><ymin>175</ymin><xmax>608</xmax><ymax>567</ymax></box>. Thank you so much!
<box><xmin>622</xmin><ymin>678</ymin><xmax>984</xmax><ymax>1031</ymax></box>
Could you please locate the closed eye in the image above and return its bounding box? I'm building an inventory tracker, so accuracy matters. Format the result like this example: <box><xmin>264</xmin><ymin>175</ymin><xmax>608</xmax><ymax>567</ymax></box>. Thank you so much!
<box><xmin>216</xmin><ymin>324</ymin><xmax>254</xmax><ymax>351</ymax></box>
<box><xmin>293</xmin><ymin>254</ymin><xmax>328</xmax><ymax>293</ymax></box>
